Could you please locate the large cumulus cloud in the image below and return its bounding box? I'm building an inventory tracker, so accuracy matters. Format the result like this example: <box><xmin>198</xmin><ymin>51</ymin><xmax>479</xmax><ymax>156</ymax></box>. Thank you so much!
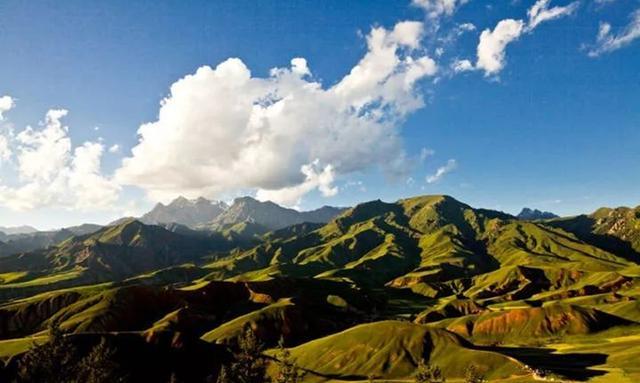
<box><xmin>116</xmin><ymin>21</ymin><xmax>437</xmax><ymax>206</ymax></box>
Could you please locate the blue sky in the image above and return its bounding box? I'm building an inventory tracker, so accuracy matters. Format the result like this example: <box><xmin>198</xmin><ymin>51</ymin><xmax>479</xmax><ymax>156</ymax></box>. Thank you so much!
<box><xmin>0</xmin><ymin>0</ymin><xmax>638</xmax><ymax>229</ymax></box>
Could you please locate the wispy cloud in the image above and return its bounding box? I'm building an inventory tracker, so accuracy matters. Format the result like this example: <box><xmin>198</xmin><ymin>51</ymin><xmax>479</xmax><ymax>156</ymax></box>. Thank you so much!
<box><xmin>344</xmin><ymin>180</ymin><xmax>367</xmax><ymax>193</ymax></box>
<box><xmin>0</xmin><ymin>96</ymin><xmax>15</xmax><ymax>121</ymax></box>
<box><xmin>412</xmin><ymin>0</ymin><xmax>470</xmax><ymax>21</ymax></box>
<box><xmin>455</xmin><ymin>0</ymin><xmax>579</xmax><ymax>76</ymax></box>
<box><xmin>420</xmin><ymin>147</ymin><xmax>436</xmax><ymax>162</ymax></box>
<box><xmin>588</xmin><ymin>8</ymin><xmax>640</xmax><ymax>56</ymax></box>
<box><xmin>526</xmin><ymin>0</ymin><xmax>580</xmax><ymax>31</ymax></box>
<box><xmin>426</xmin><ymin>159</ymin><xmax>457</xmax><ymax>183</ymax></box>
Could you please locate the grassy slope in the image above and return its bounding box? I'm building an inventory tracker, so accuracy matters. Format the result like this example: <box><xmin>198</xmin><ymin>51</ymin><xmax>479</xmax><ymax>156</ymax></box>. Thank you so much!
<box><xmin>550</xmin><ymin>329</ymin><xmax>640</xmax><ymax>382</ymax></box>
<box><xmin>281</xmin><ymin>320</ymin><xmax>527</xmax><ymax>381</ymax></box>
<box><xmin>1</xmin><ymin>195</ymin><xmax>640</xmax><ymax>382</ymax></box>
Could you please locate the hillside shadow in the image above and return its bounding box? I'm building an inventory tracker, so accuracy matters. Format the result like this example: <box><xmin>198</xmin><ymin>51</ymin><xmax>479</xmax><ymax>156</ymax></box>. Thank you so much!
<box><xmin>546</xmin><ymin>215</ymin><xmax>640</xmax><ymax>264</ymax></box>
<box><xmin>376</xmin><ymin>286</ymin><xmax>436</xmax><ymax>318</ymax></box>
<box><xmin>483</xmin><ymin>345</ymin><xmax>608</xmax><ymax>381</ymax></box>
<box><xmin>275</xmin><ymin>345</ymin><xmax>609</xmax><ymax>382</ymax></box>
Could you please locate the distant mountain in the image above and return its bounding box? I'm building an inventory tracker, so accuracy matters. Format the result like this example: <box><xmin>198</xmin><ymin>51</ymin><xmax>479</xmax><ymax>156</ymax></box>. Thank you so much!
<box><xmin>205</xmin><ymin>196</ymin><xmax>346</xmax><ymax>232</ymax></box>
<box><xmin>0</xmin><ymin>229</ymin><xmax>77</xmax><ymax>257</ymax></box>
<box><xmin>140</xmin><ymin>196</ymin><xmax>228</xmax><ymax>227</ymax></box>
<box><xmin>0</xmin><ymin>219</ymin><xmax>233</xmax><ymax>286</ymax></box>
<box><xmin>300</xmin><ymin>205</ymin><xmax>349</xmax><ymax>223</ymax></box>
<box><xmin>108</xmin><ymin>216</ymin><xmax>137</xmax><ymax>226</ymax></box>
<box><xmin>0</xmin><ymin>225</ymin><xmax>38</xmax><ymax>235</ymax></box>
<box><xmin>65</xmin><ymin>223</ymin><xmax>103</xmax><ymax>235</ymax></box>
<box><xmin>0</xmin><ymin>224</ymin><xmax>103</xmax><ymax>257</ymax></box>
<box><xmin>547</xmin><ymin>204</ymin><xmax>640</xmax><ymax>258</ymax></box>
<box><xmin>517</xmin><ymin>207</ymin><xmax>558</xmax><ymax>220</ymax></box>
<box><xmin>0</xmin><ymin>241</ymin><xmax>16</xmax><ymax>256</ymax></box>
<box><xmin>116</xmin><ymin>195</ymin><xmax>345</xmax><ymax>234</ymax></box>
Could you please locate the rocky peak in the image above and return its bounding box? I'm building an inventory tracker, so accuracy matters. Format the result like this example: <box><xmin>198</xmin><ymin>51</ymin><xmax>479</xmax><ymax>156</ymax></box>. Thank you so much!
<box><xmin>139</xmin><ymin>196</ymin><xmax>228</xmax><ymax>227</ymax></box>
<box><xmin>517</xmin><ymin>208</ymin><xmax>558</xmax><ymax>221</ymax></box>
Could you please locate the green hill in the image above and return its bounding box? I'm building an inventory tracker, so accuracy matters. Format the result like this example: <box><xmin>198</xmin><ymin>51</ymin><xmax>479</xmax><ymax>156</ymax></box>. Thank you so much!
<box><xmin>1</xmin><ymin>194</ymin><xmax>640</xmax><ymax>382</ymax></box>
<box><xmin>444</xmin><ymin>304</ymin><xmax>633</xmax><ymax>344</ymax></box>
<box><xmin>280</xmin><ymin>320</ymin><xmax>528</xmax><ymax>381</ymax></box>
<box><xmin>547</xmin><ymin>205</ymin><xmax>640</xmax><ymax>261</ymax></box>
<box><xmin>0</xmin><ymin>220</ymin><xmax>236</xmax><ymax>301</ymax></box>
<box><xmin>201</xmin><ymin>195</ymin><xmax>635</xmax><ymax>297</ymax></box>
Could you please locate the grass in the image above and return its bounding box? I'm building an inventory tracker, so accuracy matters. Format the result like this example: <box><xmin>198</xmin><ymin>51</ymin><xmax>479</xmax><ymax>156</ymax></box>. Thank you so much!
<box><xmin>201</xmin><ymin>298</ymin><xmax>292</xmax><ymax>343</ymax></box>
<box><xmin>549</xmin><ymin>331</ymin><xmax>640</xmax><ymax>382</ymax></box>
<box><xmin>0</xmin><ymin>336</ymin><xmax>47</xmax><ymax>360</ymax></box>
<box><xmin>0</xmin><ymin>194</ymin><xmax>639</xmax><ymax>382</ymax></box>
<box><xmin>0</xmin><ymin>271</ymin><xmax>29</xmax><ymax>284</ymax></box>
<box><xmin>0</xmin><ymin>269</ymin><xmax>83</xmax><ymax>289</ymax></box>
<box><xmin>279</xmin><ymin>320</ymin><xmax>528</xmax><ymax>381</ymax></box>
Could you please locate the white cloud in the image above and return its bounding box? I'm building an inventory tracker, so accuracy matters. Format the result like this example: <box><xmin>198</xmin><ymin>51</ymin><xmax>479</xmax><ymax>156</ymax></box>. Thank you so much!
<box><xmin>117</xmin><ymin>21</ymin><xmax>437</xmax><ymax>205</ymax></box>
<box><xmin>452</xmin><ymin>58</ymin><xmax>474</xmax><ymax>72</ymax></box>
<box><xmin>290</xmin><ymin>57</ymin><xmax>310</xmax><ymax>76</ymax></box>
<box><xmin>108</xmin><ymin>144</ymin><xmax>120</xmax><ymax>153</ymax></box>
<box><xmin>526</xmin><ymin>0</ymin><xmax>579</xmax><ymax>31</ymax></box>
<box><xmin>432</xmin><ymin>22</ymin><xmax>477</xmax><ymax>62</ymax></box>
<box><xmin>68</xmin><ymin>141</ymin><xmax>121</xmax><ymax>210</ymax></box>
<box><xmin>0</xmin><ymin>96</ymin><xmax>15</xmax><ymax>121</ymax></box>
<box><xmin>458</xmin><ymin>0</ymin><xmax>578</xmax><ymax>76</ymax></box>
<box><xmin>458</xmin><ymin>23</ymin><xmax>476</xmax><ymax>32</ymax></box>
<box><xmin>0</xmin><ymin>135</ymin><xmax>11</xmax><ymax>164</ymax></box>
<box><xmin>426</xmin><ymin>159</ymin><xmax>457</xmax><ymax>183</ymax></box>
<box><xmin>256</xmin><ymin>159</ymin><xmax>337</xmax><ymax>207</ymax></box>
<box><xmin>0</xmin><ymin>110</ymin><xmax>120</xmax><ymax>211</ymax></box>
<box><xmin>589</xmin><ymin>8</ymin><xmax>640</xmax><ymax>56</ymax></box>
<box><xmin>344</xmin><ymin>180</ymin><xmax>367</xmax><ymax>193</ymax></box>
<box><xmin>15</xmin><ymin>110</ymin><xmax>71</xmax><ymax>183</ymax></box>
<box><xmin>412</xmin><ymin>0</ymin><xmax>470</xmax><ymax>20</ymax></box>
<box><xmin>420</xmin><ymin>147</ymin><xmax>435</xmax><ymax>161</ymax></box>
<box><xmin>476</xmin><ymin>19</ymin><xmax>526</xmax><ymax>76</ymax></box>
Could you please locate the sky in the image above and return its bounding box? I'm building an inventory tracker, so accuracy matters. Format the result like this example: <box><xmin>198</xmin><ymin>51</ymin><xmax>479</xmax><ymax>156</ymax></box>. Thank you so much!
<box><xmin>0</xmin><ymin>0</ymin><xmax>638</xmax><ymax>230</ymax></box>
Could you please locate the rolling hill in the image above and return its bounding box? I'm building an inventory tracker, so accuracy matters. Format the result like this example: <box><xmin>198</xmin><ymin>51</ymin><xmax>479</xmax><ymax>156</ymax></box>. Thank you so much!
<box><xmin>0</xmin><ymin>219</ymin><xmax>236</xmax><ymax>302</ymax></box>
<box><xmin>1</xmin><ymin>194</ymin><xmax>640</xmax><ymax>382</ymax></box>
<box><xmin>548</xmin><ymin>204</ymin><xmax>640</xmax><ymax>260</ymax></box>
<box><xmin>281</xmin><ymin>321</ymin><xmax>527</xmax><ymax>381</ymax></box>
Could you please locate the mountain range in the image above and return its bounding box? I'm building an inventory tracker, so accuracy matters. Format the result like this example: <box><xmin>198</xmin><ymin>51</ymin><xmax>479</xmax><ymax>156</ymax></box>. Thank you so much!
<box><xmin>0</xmin><ymin>224</ymin><xmax>103</xmax><ymax>257</ymax></box>
<box><xmin>202</xmin><ymin>196</ymin><xmax>346</xmax><ymax>232</ymax></box>
<box><xmin>125</xmin><ymin>195</ymin><xmax>346</xmax><ymax>232</ymax></box>
<box><xmin>0</xmin><ymin>225</ymin><xmax>38</xmax><ymax>236</ymax></box>
<box><xmin>139</xmin><ymin>196</ymin><xmax>229</xmax><ymax>227</ymax></box>
<box><xmin>1</xmin><ymin>194</ymin><xmax>639</xmax><ymax>382</ymax></box>
<box><xmin>516</xmin><ymin>207</ymin><xmax>558</xmax><ymax>220</ymax></box>
<box><xmin>0</xmin><ymin>196</ymin><xmax>346</xmax><ymax>258</ymax></box>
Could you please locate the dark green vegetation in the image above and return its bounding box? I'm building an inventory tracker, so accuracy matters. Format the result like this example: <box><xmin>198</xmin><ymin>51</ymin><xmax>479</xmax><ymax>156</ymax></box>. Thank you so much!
<box><xmin>1</xmin><ymin>195</ymin><xmax>639</xmax><ymax>382</ymax></box>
